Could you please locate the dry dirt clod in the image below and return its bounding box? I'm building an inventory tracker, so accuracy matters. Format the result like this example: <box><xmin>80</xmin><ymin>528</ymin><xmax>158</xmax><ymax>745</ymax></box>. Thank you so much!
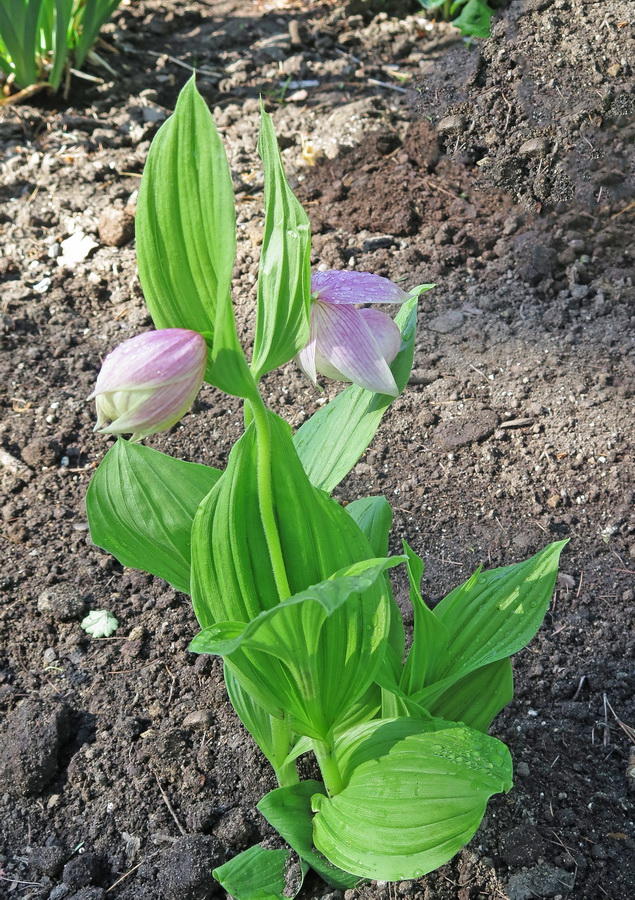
<box><xmin>37</xmin><ymin>585</ymin><xmax>86</xmax><ymax>621</ymax></box>
<box><xmin>97</xmin><ymin>208</ymin><xmax>135</xmax><ymax>247</ymax></box>
<box><xmin>0</xmin><ymin>701</ymin><xmax>70</xmax><ymax>797</ymax></box>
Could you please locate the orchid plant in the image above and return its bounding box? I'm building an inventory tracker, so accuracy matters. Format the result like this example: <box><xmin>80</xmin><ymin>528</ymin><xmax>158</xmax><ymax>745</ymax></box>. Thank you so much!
<box><xmin>85</xmin><ymin>78</ymin><xmax>564</xmax><ymax>898</ymax></box>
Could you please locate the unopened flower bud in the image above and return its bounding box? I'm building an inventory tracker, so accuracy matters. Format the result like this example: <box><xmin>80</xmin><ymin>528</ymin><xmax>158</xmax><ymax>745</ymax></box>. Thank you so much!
<box><xmin>89</xmin><ymin>329</ymin><xmax>207</xmax><ymax>441</ymax></box>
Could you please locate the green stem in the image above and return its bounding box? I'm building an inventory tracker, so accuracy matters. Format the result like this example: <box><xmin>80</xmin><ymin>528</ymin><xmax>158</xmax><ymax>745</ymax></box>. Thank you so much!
<box><xmin>271</xmin><ymin>718</ymin><xmax>300</xmax><ymax>787</ymax></box>
<box><xmin>312</xmin><ymin>738</ymin><xmax>344</xmax><ymax>797</ymax></box>
<box><xmin>249</xmin><ymin>395</ymin><xmax>291</xmax><ymax>601</ymax></box>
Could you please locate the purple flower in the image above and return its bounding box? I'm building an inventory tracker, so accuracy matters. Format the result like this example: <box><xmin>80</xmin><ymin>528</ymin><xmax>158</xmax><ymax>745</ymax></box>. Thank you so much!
<box><xmin>89</xmin><ymin>329</ymin><xmax>207</xmax><ymax>441</ymax></box>
<box><xmin>297</xmin><ymin>270</ymin><xmax>409</xmax><ymax>396</ymax></box>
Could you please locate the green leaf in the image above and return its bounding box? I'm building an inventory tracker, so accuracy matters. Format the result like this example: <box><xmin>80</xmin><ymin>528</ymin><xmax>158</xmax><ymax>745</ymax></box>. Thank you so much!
<box><xmin>72</xmin><ymin>0</ymin><xmax>121</xmax><ymax>69</ymax></box>
<box><xmin>400</xmin><ymin>541</ymin><xmax>448</xmax><ymax>694</ymax></box>
<box><xmin>294</xmin><ymin>287</ymin><xmax>433</xmax><ymax>493</ymax></box>
<box><xmin>258</xmin><ymin>781</ymin><xmax>360</xmax><ymax>890</ymax></box>
<box><xmin>0</xmin><ymin>0</ymin><xmax>39</xmax><ymax>88</ymax></box>
<box><xmin>414</xmin><ymin>541</ymin><xmax>566</xmax><ymax>708</ymax></box>
<box><xmin>225</xmin><ymin>666</ymin><xmax>299</xmax><ymax>785</ymax></box>
<box><xmin>452</xmin><ymin>0</ymin><xmax>494</xmax><ymax>39</ymax></box>
<box><xmin>49</xmin><ymin>0</ymin><xmax>74</xmax><ymax>92</ymax></box>
<box><xmin>86</xmin><ymin>439</ymin><xmax>221</xmax><ymax>594</ymax></box>
<box><xmin>312</xmin><ymin>717</ymin><xmax>512</xmax><ymax>880</ymax></box>
<box><xmin>251</xmin><ymin>104</ymin><xmax>311</xmax><ymax>380</ymax></box>
<box><xmin>346</xmin><ymin>496</ymin><xmax>404</xmax><ymax>679</ymax></box>
<box><xmin>345</xmin><ymin>496</ymin><xmax>392</xmax><ymax>558</ymax></box>
<box><xmin>332</xmin><ymin>716</ymin><xmax>438</xmax><ymax>783</ymax></box>
<box><xmin>190</xmin><ymin>557</ymin><xmax>402</xmax><ymax>739</ymax></box>
<box><xmin>375</xmin><ymin>663</ymin><xmax>432</xmax><ymax>719</ymax></box>
<box><xmin>191</xmin><ymin>411</ymin><xmax>386</xmax><ymax>627</ymax></box>
<box><xmin>435</xmin><ymin>541</ymin><xmax>564</xmax><ymax>679</ymax></box>
<box><xmin>136</xmin><ymin>77</ymin><xmax>257</xmax><ymax>399</ymax></box>
<box><xmin>425</xmin><ymin>658</ymin><xmax>513</xmax><ymax>733</ymax></box>
<box><xmin>213</xmin><ymin>844</ymin><xmax>307</xmax><ymax>900</ymax></box>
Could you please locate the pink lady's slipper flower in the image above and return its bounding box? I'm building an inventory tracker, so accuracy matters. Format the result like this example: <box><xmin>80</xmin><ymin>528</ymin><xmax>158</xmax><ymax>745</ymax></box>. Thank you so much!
<box><xmin>297</xmin><ymin>270</ymin><xmax>409</xmax><ymax>396</ymax></box>
<box><xmin>89</xmin><ymin>329</ymin><xmax>207</xmax><ymax>442</ymax></box>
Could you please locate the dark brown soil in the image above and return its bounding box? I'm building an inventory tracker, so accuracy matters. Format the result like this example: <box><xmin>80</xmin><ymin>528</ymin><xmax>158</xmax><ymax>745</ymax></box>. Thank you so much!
<box><xmin>1</xmin><ymin>2</ymin><xmax>634</xmax><ymax>899</ymax></box>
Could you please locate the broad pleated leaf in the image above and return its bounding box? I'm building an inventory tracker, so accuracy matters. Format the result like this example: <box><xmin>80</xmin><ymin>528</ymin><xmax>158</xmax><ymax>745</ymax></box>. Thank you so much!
<box><xmin>136</xmin><ymin>77</ymin><xmax>256</xmax><ymax>399</ymax></box>
<box><xmin>400</xmin><ymin>541</ymin><xmax>448</xmax><ymax>694</ymax></box>
<box><xmin>190</xmin><ymin>558</ymin><xmax>401</xmax><ymax>739</ymax></box>
<box><xmin>213</xmin><ymin>844</ymin><xmax>307</xmax><ymax>900</ymax></box>
<box><xmin>251</xmin><ymin>105</ymin><xmax>311</xmax><ymax>380</ymax></box>
<box><xmin>345</xmin><ymin>496</ymin><xmax>392</xmax><ymax>558</ymax></box>
<box><xmin>413</xmin><ymin>541</ymin><xmax>566</xmax><ymax>708</ymax></box>
<box><xmin>345</xmin><ymin>497</ymin><xmax>405</xmax><ymax>667</ymax></box>
<box><xmin>225</xmin><ymin>666</ymin><xmax>299</xmax><ymax>785</ymax></box>
<box><xmin>258</xmin><ymin>781</ymin><xmax>360</xmax><ymax>890</ymax></box>
<box><xmin>346</xmin><ymin>495</ymin><xmax>404</xmax><ymax>672</ymax></box>
<box><xmin>190</xmin><ymin>411</ymin><xmax>384</xmax><ymax>627</ymax></box>
<box><xmin>294</xmin><ymin>287</ymin><xmax>432</xmax><ymax>493</ymax></box>
<box><xmin>332</xmin><ymin>716</ymin><xmax>438</xmax><ymax>782</ymax></box>
<box><xmin>86</xmin><ymin>439</ymin><xmax>221</xmax><ymax>593</ymax></box>
<box><xmin>434</xmin><ymin>541</ymin><xmax>564</xmax><ymax>681</ymax></box>
<box><xmin>312</xmin><ymin>717</ymin><xmax>513</xmax><ymax>880</ymax></box>
<box><xmin>425</xmin><ymin>658</ymin><xmax>514</xmax><ymax>733</ymax></box>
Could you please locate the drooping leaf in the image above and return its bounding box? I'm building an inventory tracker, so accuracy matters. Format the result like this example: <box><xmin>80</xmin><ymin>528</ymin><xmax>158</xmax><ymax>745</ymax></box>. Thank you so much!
<box><xmin>136</xmin><ymin>77</ymin><xmax>257</xmax><ymax>399</ymax></box>
<box><xmin>190</xmin><ymin>558</ymin><xmax>402</xmax><ymax>739</ymax></box>
<box><xmin>400</xmin><ymin>541</ymin><xmax>448</xmax><ymax>694</ymax></box>
<box><xmin>190</xmin><ymin>411</ymin><xmax>386</xmax><ymax>627</ymax></box>
<box><xmin>425</xmin><ymin>658</ymin><xmax>513</xmax><ymax>733</ymax></box>
<box><xmin>258</xmin><ymin>781</ymin><xmax>360</xmax><ymax>890</ymax></box>
<box><xmin>86</xmin><ymin>439</ymin><xmax>221</xmax><ymax>594</ymax></box>
<box><xmin>294</xmin><ymin>287</ymin><xmax>433</xmax><ymax>493</ymax></box>
<box><xmin>312</xmin><ymin>717</ymin><xmax>512</xmax><ymax>880</ymax></box>
<box><xmin>213</xmin><ymin>843</ymin><xmax>307</xmax><ymax>900</ymax></box>
<box><xmin>251</xmin><ymin>104</ymin><xmax>311</xmax><ymax>380</ymax></box>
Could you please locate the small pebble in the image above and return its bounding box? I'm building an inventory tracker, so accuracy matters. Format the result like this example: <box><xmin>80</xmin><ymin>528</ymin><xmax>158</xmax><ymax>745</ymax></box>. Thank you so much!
<box><xmin>362</xmin><ymin>234</ymin><xmax>394</xmax><ymax>252</ymax></box>
<box><xmin>519</xmin><ymin>137</ymin><xmax>550</xmax><ymax>157</ymax></box>
<box><xmin>182</xmin><ymin>709</ymin><xmax>215</xmax><ymax>729</ymax></box>
<box><xmin>437</xmin><ymin>115</ymin><xmax>466</xmax><ymax>134</ymax></box>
